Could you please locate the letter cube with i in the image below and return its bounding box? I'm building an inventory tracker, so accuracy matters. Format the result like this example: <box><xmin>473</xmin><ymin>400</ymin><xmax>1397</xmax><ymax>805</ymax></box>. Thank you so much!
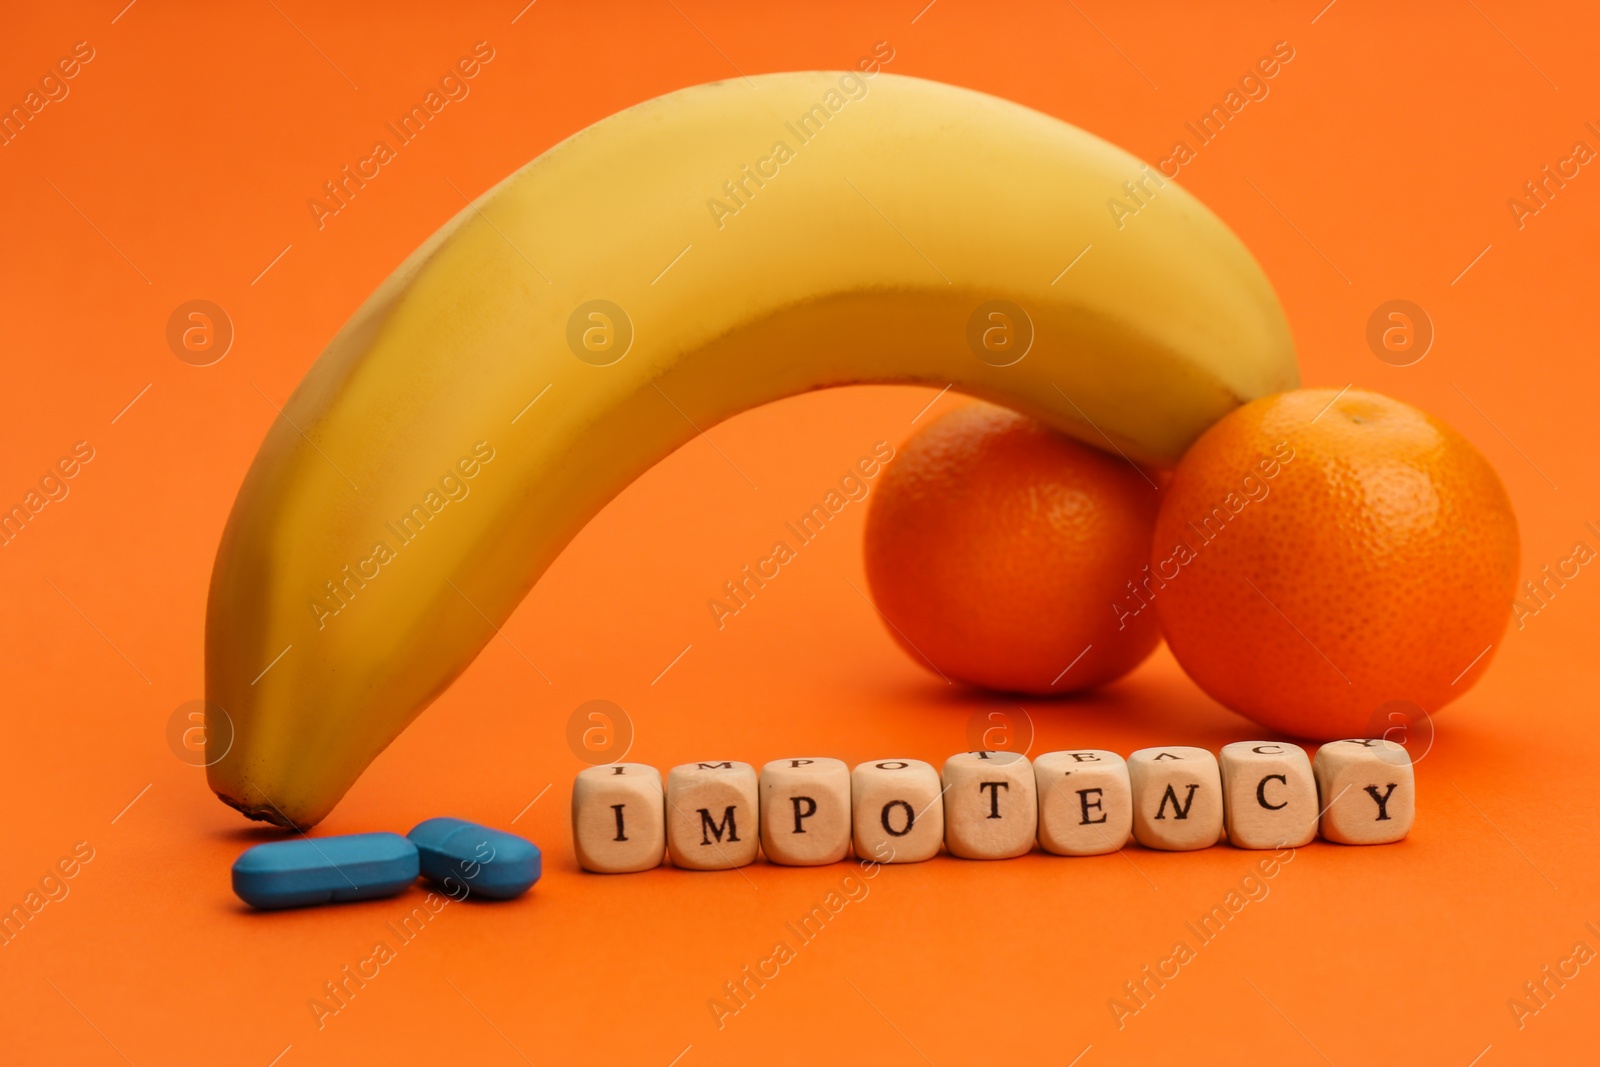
<box><xmin>760</xmin><ymin>758</ymin><xmax>850</xmax><ymax>866</ymax></box>
<box><xmin>1312</xmin><ymin>739</ymin><xmax>1414</xmax><ymax>844</ymax></box>
<box><xmin>942</xmin><ymin>752</ymin><xmax>1037</xmax><ymax>859</ymax></box>
<box><xmin>850</xmin><ymin>759</ymin><xmax>944</xmax><ymax>864</ymax></box>
<box><xmin>1128</xmin><ymin>747</ymin><xmax>1224</xmax><ymax>851</ymax></box>
<box><xmin>1034</xmin><ymin>749</ymin><xmax>1131</xmax><ymax>856</ymax></box>
<box><xmin>666</xmin><ymin>761</ymin><xmax>759</xmax><ymax>870</ymax></box>
<box><xmin>1219</xmin><ymin>741</ymin><xmax>1318</xmax><ymax>849</ymax></box>
<box><xmin>572</xmin><ymin>763</ymin><xmax>666</xmax><ymax>873</ymax></box>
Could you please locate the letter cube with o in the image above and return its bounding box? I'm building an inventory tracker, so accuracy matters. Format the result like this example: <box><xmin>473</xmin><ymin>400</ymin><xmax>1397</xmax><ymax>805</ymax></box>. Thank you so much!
<box><xmin>760</xmin><ymin>758</ymin><xmax>850</xmax><ymax>866</ymax></box>
<box><xmin>572</xmin><ymin>763</ymin><xmax>666</xmax><ymax>873</ymax></box>
<box><xmin>850</xmin><ymin>759</ymin><xmax>944</xmax><ymax>864</ymax></box>
<box><xmin>942</xmin><ymin>752</ymin><xmax>1037</xmax><ymax>859</ymax></box>
<box><xmin>1312</xmin><ymin>739</ymin><xmax>1414</xmax><ymax>844</ymax></box>
<box><xmin>1034</xmin><ymin>749</ymin><xmax>1132</xmax><ymax>856</ymax></box>
<box><xmin>1128</xmin><ymin>747</ymin><xmax>1224</xmax><ymax>851</ymax></box>
<box><xmin>1219</xmin><ymin>741</ymin><xmax>1317</xmax><ymax>849</ymax></box>
<box><xmin>666</xmin><ymin>761</ymin><xmax>759</xmax><ymax>870</ymax></box>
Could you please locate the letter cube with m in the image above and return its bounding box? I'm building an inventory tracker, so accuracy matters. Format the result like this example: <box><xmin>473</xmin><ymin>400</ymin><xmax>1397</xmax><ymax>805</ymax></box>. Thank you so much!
<box><xmin>666</xmin><ymin>761</ymin><xmax>759</xmax><ymax>870</ymax></box>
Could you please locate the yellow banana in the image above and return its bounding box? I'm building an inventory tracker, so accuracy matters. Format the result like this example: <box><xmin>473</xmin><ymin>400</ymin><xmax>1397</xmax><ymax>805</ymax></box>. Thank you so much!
<box><xmin>207</xmin><ymin>71</ymin><xmax>1297</xmax><ymax>828</ymax></box>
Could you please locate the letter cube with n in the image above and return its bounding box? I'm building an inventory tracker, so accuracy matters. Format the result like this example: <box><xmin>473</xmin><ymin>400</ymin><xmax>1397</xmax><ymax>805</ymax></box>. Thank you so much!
<box><xmin>1219</xmin><ymin>741</ymin><xmax>1317</xmax><ymax>849</ymax></box>
<box><xmin>1312</xmin><ymin>739</ymin><xmax>1414</xmax><ymax>844</ymax></box>
<box><xmin>1034</xmin><ymin>749</ymin><xmax>1131</xmax><ymax>856</ymax></box>
<box><xmin>1128</xmin><ymin>747</ymin><xmax>1223</xmax><ymax>851</ymax></box>
<box><xmin>760</xmin><ymin>758</ymin><xmax>850</xmax><ymax>866</ymax></box>
<box><xmin>572</xmin><ymin>763</ymin><xmax>666</xmax><ymax>873</ymax></box>
<box><xmin>942</xmin><ymin>752</ymin><xmax>1036</xmax><ymax>859</ymax></box>
<box><xmin>666</xmin><ymin>761</ymin><xmax>759</xmax><ymax>870</ymax></box>
<box><xmin>851</xmin><ymin>759</ymin><xmax>944</xmax><ymax>864</ymax></box>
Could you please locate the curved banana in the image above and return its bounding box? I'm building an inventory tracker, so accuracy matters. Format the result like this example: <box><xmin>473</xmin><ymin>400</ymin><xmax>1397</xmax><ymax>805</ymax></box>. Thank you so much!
<box><xmin>207</xmin><ymin>71</ymin><xmax>1297</xmax><ymax>828</ymax></box>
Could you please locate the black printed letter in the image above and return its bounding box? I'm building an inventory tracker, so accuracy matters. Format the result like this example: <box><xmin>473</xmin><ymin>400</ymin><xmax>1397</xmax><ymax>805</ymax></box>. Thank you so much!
<box><xmin>698</xmin><ymin>806</ymin><xmax>740</xmax><ymax>844</ymax></box>
<box><xmin>1154</xmin><ymin>783</ymin><xmax>1199</xmax><ymax>819</ymax></box>
<box><xmin>791</xmin><ymin>795</ymin><xmax>818</xmax><ymax>833</ymax></box>
<box><xmin>1364</xmin><ymin>783</ymin><xmax>1398</xmax><ymax>821</ymax></box>
<box><xmin>979</xmin><ymin>781</ymin><xmax>1009</xmax><ymax>818</ymax></box>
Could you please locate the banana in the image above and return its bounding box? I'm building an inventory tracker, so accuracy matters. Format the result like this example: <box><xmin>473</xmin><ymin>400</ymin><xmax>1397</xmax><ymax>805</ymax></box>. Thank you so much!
<box><xmin>207</xmin><ymin>71</ymin><xmax>1297</xmax><ymax>828</ymax></box>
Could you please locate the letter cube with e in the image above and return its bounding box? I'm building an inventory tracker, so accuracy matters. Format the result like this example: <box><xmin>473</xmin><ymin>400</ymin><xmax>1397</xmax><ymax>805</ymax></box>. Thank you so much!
<box><xmin>1128</xmin><ymin>747</ymin><xmax>1224</xmax><ymax>851</ymax></box>
<box><xmin>851</xmin><ymin>759</ymin><xmax>944</xmax><ymax>864</ymax></box>
<box><xmin>1219</xmin><ymin>741</ymin><xmax>1317</xmax><ymax>849</ymax></box>
<box><xmin>1312</xmin><ymin>739</ymin><xmax>1414</xmax><ymax>844</ymax></box>
<box><xmin>572</xmin><ymin>762</ymin><xmax>666</xmax><ymax>873</ymax></box>
<box><xmin>942</xmin><ymin>752</ymin><xmax>1037</xmax><ymax>859</ymax></box>
<box><xmin>1034</xmin><ymin>749</ymin><xmax>1132</xmax><ymax>856</ymax></box>
<box><xmin>666</xmin><ymin>761</ymin><xmax>759</xmax><ymax>870</ymax></box>
<box><xmin>760</xmin><ymin>758</ymin><xmax>850</xmax><ymax>866</ymax></box>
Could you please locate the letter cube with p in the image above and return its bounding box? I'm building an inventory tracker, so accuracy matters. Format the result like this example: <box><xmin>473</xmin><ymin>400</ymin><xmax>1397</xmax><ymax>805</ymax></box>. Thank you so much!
<box><xmin>759</xmin><ymin>758</ymin><xmax>850</xmax><ymax>866</ymax></box>
<box><xmin>666</xmin><ymin>761</ymin><xmax>759</xmax><ymax>870</ymax></box>
<box><xmin>1312</xmin><ymin>739</ymin><xmax>1414</xmax><ymax>844</ymax></box>
<box><xmin>851</xmin><ymin>759</ymin><xmax>944</xmax><ymax>863</ymax></box>
<box><xmin>1128</xmin><ymin>747</ymin><xmax>1224</xmax><ymax>851</ymax></box>
<box><xmin>942</xmin><ymin>752</ymin><xmax>1036</xmax><ymax>859</ymax></box>
<box><xmin>1219</xmin><ymin>741</ymin><xmax>1317</xmax><ymax>849</ymax></box>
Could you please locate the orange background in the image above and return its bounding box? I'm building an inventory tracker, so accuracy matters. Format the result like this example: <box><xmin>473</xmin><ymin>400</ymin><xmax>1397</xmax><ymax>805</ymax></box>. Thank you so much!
<box><xmin>2</xmin><ymin>2</ymin><xmax>1597</xmax><ymax>1064</ymax></box>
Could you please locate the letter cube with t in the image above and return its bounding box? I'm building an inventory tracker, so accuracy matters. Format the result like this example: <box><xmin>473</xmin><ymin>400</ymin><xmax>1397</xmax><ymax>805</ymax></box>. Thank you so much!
<box><xmin>1128</xmin><ymin>747</ymin><xmax>1224</xmax><ymax>851</ymax></box>
<box><xmin>666</xmin><ymin>761</ymin><xmax>759</xmax><ymax>870</ymax></box>
<box><xmin>760</xmin><ymin>758</ymin><xmax>850</xmax><ymax>866</ymax></box>
<box><xmin>1312</xmin><ymin>739</ymin><xmax>1414</xmax><ymax>844</ymax></box>
<box><xmin>942</xmin><ymin>752</ymin><xmax>1037</xmax><ymax>859</ymax></box>
<box><xmin>1219</xmin><ymin>741</ymin><xmax>1317</xmax><ymax>849</ymax></box>
<box><xmin>572</xmin><ymin>763</ymin><xmax>665</xmax><ymax>873</ymax></box>
<box><xmin>851</xmin><ymin>759</ymin><xmax>944</xmax><ymax>864</ymax></box>
<box><xmin>1034</xmin><ymin>749</ymin><xmax>1131</xmax><ymax>856</ymax></box>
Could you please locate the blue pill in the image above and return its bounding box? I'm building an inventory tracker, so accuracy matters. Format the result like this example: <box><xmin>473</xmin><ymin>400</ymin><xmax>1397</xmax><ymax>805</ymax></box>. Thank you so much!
<box><xmin>232</xmin><ymin>832</ymin><xmax>419</xmax><ymax>910</ymax></box>
<box><xmin>407</xmin><ymin>817</ymin><xmax>541</xmax><ymax>900</ymax></box>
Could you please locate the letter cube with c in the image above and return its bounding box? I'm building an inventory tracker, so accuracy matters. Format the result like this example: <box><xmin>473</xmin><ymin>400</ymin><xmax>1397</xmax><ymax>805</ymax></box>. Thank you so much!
<box><xmin>1128</xmin><ymin>746</ymin><xmax>1224</xmax><ymax>851</ymax></box>
<box><xmin>1312</xmin><ymin>739</ymin><xmax>1414</xmax><ymax>844</ymax></box>
<box><xmin>572</xmin><ymin>762</ymin><xmax>665</xmax><ymax>873</ymax></box>
<box><xmin>1034</xmin><ymin>749</ymin><xmax>1131</xmax><ymax>856</ymax></box>
<box><xmin>942</xmin><ymin>751</ymin><xmax>1037</xmax><ymax>859</ymax></box>
<box><xmin>666</xmin><ymin>761</ymin><xmax>759</xmax><ymax>870</ymax></box>
<box><xmin>759</xmin><ymin>757</ymin><xmax>850</xmax><ymax>866</ymax></box>
<box><xmin>851</xmin><ymin>759</ymin><xmax>944</xmax><ymax>864</ymax></box>
<box><xmin>1219</xmin><ymin>741</ymin><xmax>1317</xmax><ymax>849</ymax></box>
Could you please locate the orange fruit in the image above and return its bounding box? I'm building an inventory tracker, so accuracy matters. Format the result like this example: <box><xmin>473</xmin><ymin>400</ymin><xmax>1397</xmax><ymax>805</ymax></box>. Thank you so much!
<box><xmin>1152</xmin><ymin>387</ymin><xmax>1519</xmax><ymax>739</ymax></box>
<box><xmin>864</xmin><ymin>401</ymin><xmax>1162</xmax><ymax>693</ymax></box>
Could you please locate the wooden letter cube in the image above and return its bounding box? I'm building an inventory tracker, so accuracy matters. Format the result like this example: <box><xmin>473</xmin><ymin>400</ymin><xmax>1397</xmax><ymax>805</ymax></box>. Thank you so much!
<box><xmin>1219</xmin><ymin>741</ymin><xmax>1317</xmax><ymax>849</ymax></box>
<box><xmin>1312</xmin><ymin>739</ymin><xmax>1415</xmax><ymax>844</ymax></box>
<box><xmin>665</xmin><ymin>761</ymin><xmax>759</xmax><ymax>870</ymax></box>
<box><xmin>760</xmin><ymin>758</ymin><xmax>850</xmax><ymax>866</ymax></box>
<box><xmin>850</xmin><ymin>759</ymin><xmax>944</xmax><ymax>864</ymax></box>
<box><xmin>1033</xmin><ymin>749</ymin><xmax>1132</xmax><ymax>856</ymax></box>
<box><xmin>572</xmin><ymin>763</ymin><xmax>665</xmax><ymax>874</ymax></box>
<box><xmin>941</xmin><ymin>751</ymin><xmax>1037</xmax><ymax>859</ymax></box>
<box><xmin>1128</xmin><ymin>746</ymin><xmax>1224</xmax><ymax>851</ymax></box>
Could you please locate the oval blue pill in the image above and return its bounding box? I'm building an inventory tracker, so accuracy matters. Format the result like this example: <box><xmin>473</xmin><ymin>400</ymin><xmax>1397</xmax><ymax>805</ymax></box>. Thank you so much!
<box><xmin>232</xmin><ymin>832</ymin><xmax>419</xmax><ymax>910</ymax></box>
<box><xmin>407</xmin><ymin>817</ymin><xmax>541</xmax><ymax>900</ymax></box>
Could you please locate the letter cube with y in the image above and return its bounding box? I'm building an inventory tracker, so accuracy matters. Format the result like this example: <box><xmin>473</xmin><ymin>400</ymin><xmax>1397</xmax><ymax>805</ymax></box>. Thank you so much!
<box><xmin>851</xmin><ymin>759</ymin><xmax>944</xmax><ymax>864</ymax></box>
<box><xmin>942</xmin><ymin>752</ymin><xmax>1037</xmax><ymax>859</ymax></box>
<box><xmin>1128</xmin><ymin>747</ymin><xmax>1223</xmax><ymax>851</ymax></box>
<box><xmin>572</xmin><ymin>763</ymin><xmax>665</xmax><ymax>873</ymax></box>
<box><xmin>1312</xmin><ymin>739</ymin><xmax>1414</xmax><ymax>844</ymax></box>
<box><xmin>1219</xmin><ymin>742</ymin><xmax>1317</xmax><ymax>849</ymax></box>
<box><xmin>666</xmin><ymin>761</ymin><xmax>759</xmax><ymax>870</ymax></box>
<box><xmin>760</xmin><ymin>758</ymin><xmax>850</xmax><ymax>866</ymax></box>
<box><xmin>1034</xmin><ymin>750</ymin><xmax>1131</xmax><ymax>856</ymax></box>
